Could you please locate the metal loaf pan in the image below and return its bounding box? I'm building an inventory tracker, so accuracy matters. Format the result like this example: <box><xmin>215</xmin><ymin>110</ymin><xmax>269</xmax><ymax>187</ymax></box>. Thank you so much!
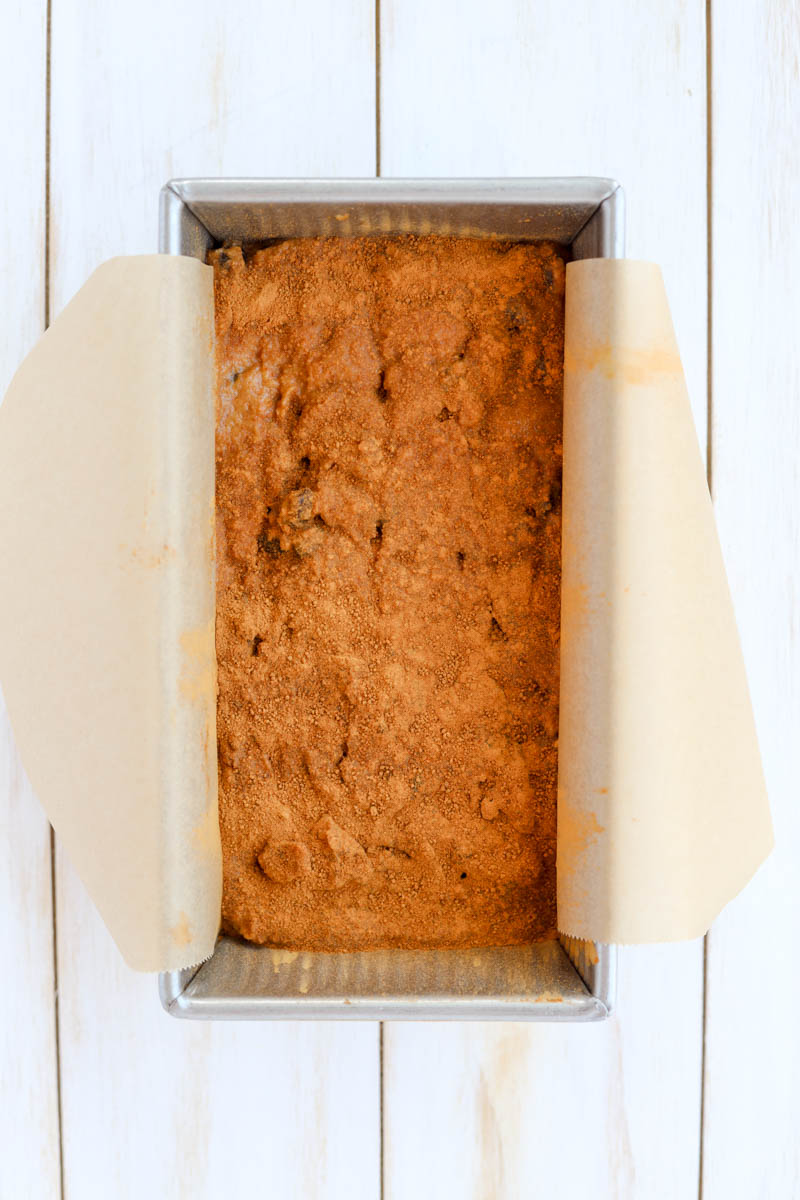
<box><xmin>158</xmin><ymin>178</ymin><xmax>622</xmax><ymax>1021</ymax></box>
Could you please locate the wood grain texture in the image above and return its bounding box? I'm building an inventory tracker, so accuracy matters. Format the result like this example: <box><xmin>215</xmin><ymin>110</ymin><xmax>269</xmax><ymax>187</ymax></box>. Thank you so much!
<box><xmin>55</xmin><ymin>855</ymin><xmax>380</xmax><ymax>1199</ymax></box>
<box><xmin>380</xmin><ymin>0</ymin><xmax>709</xmax><ymax>445</ymax></box>
<box><xmin>702</xmin><ymin>3</ymin><xmax>800</xmax><ymax>1196</ymax></box>
<box><xmin>380</xmin><ymin>3</ymin><xmax>707</xmax><ymax>1196</ymax></box>
<box><xmin>0</xmin><ymin>3</ymin><xmax>62</xmax><ymax>1197</ymax></box>
<box><xmin>49</xmin><ymin>2</ymin><xmax>379</xmax><ymax>1197</ymax></box>
<box><xmin>11</xmin><ymin>1</ymin><xmax>798</xmax><ymax>1193</ymax></box>
<box><xmin>385</xmin><ymin>949</ymin><xmax>705</xmax><ymax>1200</ymax></box>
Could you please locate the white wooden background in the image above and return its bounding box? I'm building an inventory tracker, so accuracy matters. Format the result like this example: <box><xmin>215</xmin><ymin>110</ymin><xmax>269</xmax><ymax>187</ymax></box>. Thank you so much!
<box><xmin>0</xmin><ymin>1</ymin><xmax>797</xmax><ymax>1196</ymax></box>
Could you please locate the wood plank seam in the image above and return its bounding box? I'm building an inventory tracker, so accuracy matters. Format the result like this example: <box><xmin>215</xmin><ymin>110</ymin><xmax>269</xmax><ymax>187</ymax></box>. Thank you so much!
<box><xmin>704</xmin><ymin>0</ymin><xmax>714</xmax><ymax>496</ymax></box>
<box><xmin>700</xmin><ymin>4</ymin><xmax>800</xmax><ymax>1193</ymax></box>
<box><xmin>49</xmin><ymin>830</ymin><xmax>65</xmax><ymax>1200</ymax></box>
<box><xmin>698</xmin><ymin>3</ymin><xmax>713</xmax><ymax>1197</ymax></box>
<box><xmin>44</xmin><ymin>0</ymin><xmax>65</xmax><ymax>1193</ymax></box>
<box><xmin>380</xmin><ymin>1022</ymin><xmax>386</xmax><ymax>1200</ymax></box>
<box><xmin>1</xmin><ymin>3</ymin><xmax>61</xmax><ymax>1192</ymax></box>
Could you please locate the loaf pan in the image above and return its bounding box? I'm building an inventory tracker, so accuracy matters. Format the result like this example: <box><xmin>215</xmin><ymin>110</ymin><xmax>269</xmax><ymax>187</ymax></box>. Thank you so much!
<box><xmin>158</xmin><ymin>177</ymin><xmax>622</xmax><ymax>1021</ymax></box>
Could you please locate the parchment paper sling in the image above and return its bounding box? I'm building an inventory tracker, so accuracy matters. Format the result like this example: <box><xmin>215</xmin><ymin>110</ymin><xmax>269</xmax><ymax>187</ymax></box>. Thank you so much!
<box><xmin>0</xmin><ymin>255</ymin><xmax>772</xmax><ymax>969</ymax></box>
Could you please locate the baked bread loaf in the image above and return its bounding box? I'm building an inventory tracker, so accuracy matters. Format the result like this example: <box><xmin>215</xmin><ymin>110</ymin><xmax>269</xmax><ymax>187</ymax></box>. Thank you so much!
<box><xmin>213</xmin><ymin>235</ymin><xmax>564</xmax><ymax>950</ymax></box>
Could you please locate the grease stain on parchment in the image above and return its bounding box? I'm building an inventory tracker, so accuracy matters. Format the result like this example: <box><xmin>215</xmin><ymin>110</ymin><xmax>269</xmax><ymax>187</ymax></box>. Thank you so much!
<box><xmin>170</xmin><ymin>911</ymin><xmax>192</xmax><ymax>946</ymax></box>
<box><xmin>564</xmin><ymin>340</ymin><xmax>681</xmax><ymax>386</ymax></box>
<box><xmin>557</xmin><ymin>800</ymin><xmax>606</xmax><ymax>863</ymax></box>
<box><xmin>179</xmin><ymin>619</ymin><xmax>215</xmax><ymax>703</ymax></box>
<box><xmin>192</xmin><ymin>804</ymin><xmax>221</xmax><ymax>858</ymax></box>
<box><xmin>119</xmin><ymin>540</ymin><xmax>176</xmax><ymax>569</ymax></box>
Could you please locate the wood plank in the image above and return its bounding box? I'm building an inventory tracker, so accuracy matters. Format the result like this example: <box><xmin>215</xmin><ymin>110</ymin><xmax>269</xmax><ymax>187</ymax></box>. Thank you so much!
<box><xmin>380</xmin><ymin>3</ymin><xmax>707</xmax><ymax>1195</ymax></box>
<box><xmin>0</xmin><ymin>3</ymin><xmax>62</xmax><ymax>1197</ymax></box>
<box><xmin>49</xmin><ymin>3</ymin><xmax>379</xmax><ymax>1197</ymax></box>
<box><xmin>702</xmin><ymin>3</ymin><xmax>800</xmax><ymax>1195</ymax></box>
<box><xmin>381</xmin><ymin>0</ymin><xmax>708</xmax><ymax>445</ymax></box>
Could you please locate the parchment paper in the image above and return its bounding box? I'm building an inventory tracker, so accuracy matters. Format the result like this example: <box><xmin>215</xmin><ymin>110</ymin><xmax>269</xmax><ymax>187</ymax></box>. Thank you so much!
<box><xmin>0</xmin><ymin>254</ymin><xmax>772</xmax><ymax>970</ymax></box>
<box><xmin>0</xmin><ymin>257</ymin><xmax>220</xmax><ymax>971</ymax></box>
<box><xmin>558</xmin><ymin>259</ymin><xmax>773</xmax><ymax>943</ymax></box>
